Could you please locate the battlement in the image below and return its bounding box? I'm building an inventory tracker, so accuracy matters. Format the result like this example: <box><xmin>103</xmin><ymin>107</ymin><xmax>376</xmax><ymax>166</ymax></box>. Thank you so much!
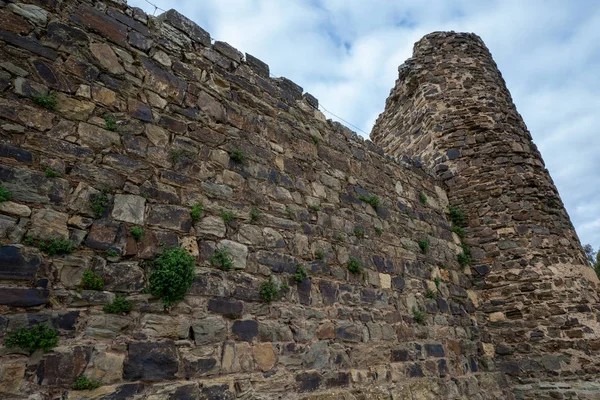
<box><xmin>0</xmin><ymin>1</ymin><xmax>598</xmax><ymax>399</ymax></box>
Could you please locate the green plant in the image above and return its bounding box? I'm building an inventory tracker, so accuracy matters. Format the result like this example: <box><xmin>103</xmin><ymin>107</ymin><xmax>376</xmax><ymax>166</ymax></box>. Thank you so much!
<box><xmin>308</xmin><ymin>204</ymin><xmax>321</xmax><ymax>212</ymax></box>
<box><xmin>280</xmin><ymin>282</ymin><xmax>290</xmax><ymax>291</ymax></box>
<box><xmin>229</xmin><ymin>148</ymin><xmax>245</xmax><ymax>163</ymax></box>
<box><xmin>72</xmin><ymin>376</ymin><xmax>101</xmax><ymax>391</ymax></box>
<box><xmin>285</xmin><ymin>206</ymin><xmax>294</xmax><ymax>219</ymax></box>
<box><xmin>130</xmin><ymin>226</ymin><xmax>144</xmax><ymax>241</ymax></box>
<box><xmin>311</xmin><ymin>135</ymin><xmax>320</xmax><ymax>145</ymax></box>
<box><xmin>103</xmin><ymin>114</ymin><xmax>117</xmax><ymax>131</ymax></box>
<box><xmin>418</xmin><ymin>239</ymin><xmax>429</xmax><ymax>253</ymax></box>
<box><xmin>250</xmin><ymin>207</ymin><xmax>261</xmax><ymax>222</ymax></box>
<box><xmin>358</xmin><ymin>194</ymin><xmax>380</xmax><ymax>208</ymax></box>
<box><xmin>106</xmin><ymin>249</ymin><xmax>119</xmax><ymax>257</ymax></box>
<box><xmin>81</xmin><ymin>270</ymin><xmax>104</xmax><ymax>290</ymax></box>
<box><xmin>190</xmin><ymin>203</ymin><xmax>204</xmax><ymax>223</ymax></box>
<box><xmin>354</xmin><ymin>226</ymin><xmax>365</xmax><ymax>238</ymax></box>
<box><xmin>347</xmin><ymin>257</ymin><xmax>362</xmax><ymax>274</ymax></box>
<box><xmin>294</xmin><ymin>265</ymin><xmax>308</xmax><ymax>283</ymax></box>
<box><xmin>210</xmin><ymin>245</ymin><xmax>234</xmax><ymax>271</ymax></box>
<box><xmin>413</xmin><ymin>309</ymin><xmax>425</xmax><ymax>324</ymax></box>
<box><xmin>90</xmin><ymin>190</ymin><xmax>109</xmax><ymax>218</ymax></box>
<box><xmin>0</xmin><ymin>184</ymin><xmax>13</xmax><ymax>203</ymax></box>
<box><xmin>5</xmin><ymin>323</ymin><xmax>58</xmax><ymax>352</ymax></box>
<box><xmin>44</xmin><ymin>168</ymin><xmax>60</xmax><ymax>178</ymax></box>
<box><xmin>103</xmin><ymin>296</ymin><xmax>132</xmax><ymax>314</ymax></box>
<box><xmin>23</xmin><ymin>235</ymin><xmax>35</xmax><ymax>246</ymax></box>
<box><xmin>448</xmin><ymin>206</ymin><xmax>466</xmax><ymax>227</ymax></box>
<box><xmin>220</xmin><ymin>210</ymin><xmax>236</xmax><ymax>223</ymax></box>
<box><xmin>433</xmin><ymin>277</ymin><xmax>441</xmax><ymax>288</ymax></box>
<box><xmin>451</xmin><ymin>225</ymin><xmax>465</xmax><ymax>238</ymax></box>
<box><xmin>375</xmin><ymin>227</ymin><xmax>383</xmax><ymax>236</ymax></box>
<box><xmin>439</xmin><ymin>264</ymin><xmax>447</xmax><ymax>270</ymax></box>
<box><xmin>315</xmin><ymin>250</ymin><xmax>324</xmax><ymax>260</ymax></box>
<box><xmin>32</xmin><ymin>92</ymin><xmax>57</xmax><ymax>110</ymax></box>
<box><xmin>148</xmin><ymin>247</ymin><xmax>195</xmax><ymax>306</ymax></box>
<box><xmin>426</xmin><ymin>289</ymin><xmax>436</xmax><ymax>299</ymax></box>
<box><xmin>457</xmin><ymin>243</ymin><xmax>472</xmax><ymax>267</ymax></box>
<box><xmin>260</xmin><ymin>277</ymin><xmax>279</xmax><ymax>303</ymax></box>
<box><xmin>38</xmin><ymin>238</ymin><xmax>74</xmax><ymax>256</ymax></box>
<box><xmin>419</xmin><ymin>192</ymin><xmax>428</xmax><ymax>205</ymax></box>
<box><xmin>170</xmin><ymin>150</ymin><xmax>181</xmax><ymax>166</ymax></box>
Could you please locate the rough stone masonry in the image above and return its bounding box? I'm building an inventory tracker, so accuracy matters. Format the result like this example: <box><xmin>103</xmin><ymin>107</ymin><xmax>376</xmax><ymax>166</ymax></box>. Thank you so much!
<box><xmin>0</xmin><ymin>0</ymin><xmax>597</xmax><ymax>399</ymax></box>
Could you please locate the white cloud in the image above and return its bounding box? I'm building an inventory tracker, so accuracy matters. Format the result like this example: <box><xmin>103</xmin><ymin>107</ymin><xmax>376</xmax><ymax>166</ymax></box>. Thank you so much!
<box><xmin>130</xmin><ymin>0</ymin><xmax>600</xmax><ymax>246</ymax></box>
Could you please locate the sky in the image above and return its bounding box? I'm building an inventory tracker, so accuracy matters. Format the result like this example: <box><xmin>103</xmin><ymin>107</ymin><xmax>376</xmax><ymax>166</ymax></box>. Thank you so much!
<box><xmin>131</xmin><ymin>0</ymin><xmax>600</xmax><ymax>249</ymax></box>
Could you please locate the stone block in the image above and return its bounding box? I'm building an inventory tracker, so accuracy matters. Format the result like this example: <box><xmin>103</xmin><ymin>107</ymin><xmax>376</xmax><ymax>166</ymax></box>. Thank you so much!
<box><xmin>112</xmin><ymin>194</ymin><xmax>146</xmax><ymax>224</ymax></box>
<box><xmin>232</xmin><ymin>319</ymin><xmax>258</xmax><ymax>342</ymax></box>
<box><xmin>217</xmin><ymin>240</ymin><xmax>248</xmax><ymax>270</ymax></box>
<box><xmin>70</xmin><ymin>4</ymin><xmax>127</xmax><ymax>47</ymax></box>
<box><xmin>123</xmin><ymin>341</ymin><xmax>179</xmax><ymax>381</ymax></box>
<box><xmin>0</xmin><ymin>245</ymin><xmax>41</xmax><ymax>281</ymax></box>
<box><xmin>158</xmin><ymin>9</ymin><xmax>211</xmax><ymax>47</ymax></box>
<box><xmin>148</xmin><ymin>204</ymin><xmax>192</xmax><ymax>232</ymax></box>
<box><xmin>192</xmin><ymin>316</ymin><xmax>227</xmax><ymax>345</ymax></box>
<box><xmin>29</xmin><ymin>209</ymin><xmax>69</xmax><ymax>240</ymax></box>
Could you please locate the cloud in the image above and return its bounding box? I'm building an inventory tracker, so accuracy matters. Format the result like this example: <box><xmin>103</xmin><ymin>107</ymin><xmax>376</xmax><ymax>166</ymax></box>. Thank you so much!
<box><xmin>130</xmin><ymin>0</ymin><xmax>600</xmax><ymax>247</ymax></box>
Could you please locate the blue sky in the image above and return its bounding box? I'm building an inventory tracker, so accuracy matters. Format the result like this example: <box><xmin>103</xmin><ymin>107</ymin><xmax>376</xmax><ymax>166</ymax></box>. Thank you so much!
<box><xmin>131</xmin><ymin>0</ymin><xmax>600</xmax><ymax>248</ymax></box>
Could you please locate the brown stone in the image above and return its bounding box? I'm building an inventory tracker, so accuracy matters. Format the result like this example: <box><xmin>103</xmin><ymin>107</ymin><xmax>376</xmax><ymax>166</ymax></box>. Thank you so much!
<box><xmin>253</xmin><ymin>343</ymin><xmax>276</xmax><ymax>371</ymax></box>
<box><xmin>70</xmin><ymin>4</ymin><xmax>127</xmax><ymax>47</ymax></box>
<box><xmin>90</xmin><ymin>43</ymin><xmax>126</xmax><ymax>75</ymax></box>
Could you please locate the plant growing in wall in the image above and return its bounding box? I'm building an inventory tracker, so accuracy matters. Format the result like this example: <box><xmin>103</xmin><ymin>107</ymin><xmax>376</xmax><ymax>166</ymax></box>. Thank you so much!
<box><xmin>32</xmin><ymin>92</ymin><xmax>57</xmax><ymax>110</ymax></box>
<box><xmin>413</xmin><ymin>309</ymin><xmax>425</xmax><ymax>324</ymax></box>
<box><xmin>294</xmin><ymin>265</ymin><xmax>308</xmax><ymax>283</ymax></box>
<box><xmin>315</xmin><ymin>250</ymin><xmax>324</xmax><ymax>260</ymax></box>
<box><xmin>433</xmin><ymin>277</ymin><xmax>441</xmax><ymax>288</ymax></box>
<box><xmin>190</xmin><ymin>203</ymin><xmax>204</xmax><ymax>223</ymax></box>
<box><xmin>418</xmin><ymin>239</ymin><xmax>429</xmax><ymax>253</ymax></box>
<box><xmin>103</xmin><ymin>114</ymin><xmax>117</xmax><ymax>131</ymax></box>
<box><xmin>449</xmin><ymin>206</ymin><xmax>467</xmax><ymax>237</ymax></box>
<box><xmin>38</xmin><ymin>238</ymin><xmax>74</xmax><ymax>256</ymax></box>
<box><xmin>220</xmin><ymin>210</ymin><xmax>237</xmax><ymax>224</ymax></box>
<box><xmin>358</xmin><ymin>194</ymin><xmax>380</xmax><ymax>209</ymax></box>
<box><xmin>90</xmin><ymin>190</ymin><xmax>109</xmax><ymax>218</ymax></box>
<box><xmin>250</xmin><ymin>207</ymin><xmax>261</xmax><ymax>222</ymax></box>
<box><xmin>229</xmin><ymin>148</ymin><xmax>245</xmax><ymax>163</ymax></box>
<box><xmin>354</xmin><ymin>226</ymin><xmax>365</xmax><ymax>238</ymax></box>
<box><xmin>426</xmin><ymin>289</ymin><xmax>436</xmax><ymax>299</ymax></box>
<box><xmin>375</xmin><ymin>227</ymin><xmax>383</xmax><ymax>236</ymax></box>
<box><xmin>210</xmin><ymin>245</ymin><xmax>234</xmax><ymax>271</ymax></box>
<box><xmin>308</xmin><ymin>204</ymin><xmax>321</xmax><ymax>212</ymax></box>
<box><xmin>419</xmin><ymin>192</ymin><xmax>428</xmax><ymax>205</ymax></box>
<box><xmin>148</xmin><ymin>247</ymin><xmax>195</xmax><ymax>306</ymax></box>
<box><xmin>103</xmin><ymin>296</ymin><xmax>132</xmax><ymax>314</ymax></box>
<box><xmin>44</xmin><ymin>168</ymin><xmax>61</xmax><ymax>178</ymax></box>
<box><xmin>4</xmin><ymin>323</ymin><xmax>58</xmax><ymax>353</ymax></box>
<box><xmin>0</xmin><ymin>184</ymin><xmax>13</xmax><ymax>203</ymax></box>
<box><xmin>72</xmin><ymin>376</ymin><xmax>101</xmax><ymax>391</ymax></box>
<box><xmin>260</xmin><ymin>277</ymin><xmax>279</xmax><ymax>303</ymax></box>
<box><xmin>130</xmin><ymin>226</ymin><xmax>144</xmax><ymax>241</ymax></box>
<box><xmin>81</xmin><ymin>270</ymin><xmax>104</xmax><ymax>290</ymax></box>
<box><xmin>457</xmin><ymin>243</ymin><xmax>472</xmax><ymax>267</ymax></box>
<box><xmin>347</xmin><ymin>257</ymin><xmax>362</xmax><ymax>274</ymax></box>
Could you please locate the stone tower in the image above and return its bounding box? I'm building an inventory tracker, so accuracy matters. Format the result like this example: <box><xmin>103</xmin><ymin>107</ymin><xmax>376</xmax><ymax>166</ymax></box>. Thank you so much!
<box><xmin>371</xmin><ymin>32</ymin><xmax>600</xmax><ymax>397</ymax></box>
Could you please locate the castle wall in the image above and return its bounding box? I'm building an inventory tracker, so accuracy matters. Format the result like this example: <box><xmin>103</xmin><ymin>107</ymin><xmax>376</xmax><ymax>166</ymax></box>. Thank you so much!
<box><xmin>371</xmin><ymin>32</ymin><xmax>600</xmax><ymax>398</ymax></box>
<box><xmin>0</xmin><ymin>2</ymin><xmax>512</xmax><ymax>399</ymax></box>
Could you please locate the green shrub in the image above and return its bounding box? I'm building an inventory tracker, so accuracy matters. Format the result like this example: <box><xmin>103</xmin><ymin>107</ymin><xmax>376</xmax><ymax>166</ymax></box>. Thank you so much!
<box><xmin>170</xmin><ymin>150</ymin><xmax>181</xmax><ymax>166</ymax></box>
<box><xmin>347</xmin><ymin>257</ymin><xmax>362</xmax><ymax>274</ymax></box>
<box><xmin>308</xmin><ymin>204</ymin><xmax>321</xmax><ymax>212</ymax></box>
<box><xmin>103</xmin><ymin>296</ymin><xmax>132</xmax><ymax>314</ymax></box>
<box><xmin>250</xmin><ymin>207</ymin><xmax>261</xmax><ymax>222</ymax></box>
<box><xmin>0</xmin><ymin>184</ymin><xmax>13</xmax><ymax>203</ymax></box>
<box><xmin>229</xmin><ymin>148</ymin><xmax>245</xmax><ymax>163</ymax></box>
<box><xmin>260</xmin><ymin>277</ymin><xmax>279</xmax><ymax>303</ymax></box>
<box><xmin>315</xmin><ymin>250</ymin><xmax>324</xmax><ymax>260</ymax></box>
<box><xmin>210</xmin><ymin>246</ymin><xmax>233</xmax><ymax>271</ymax></box>
<box><xmin>90</xmin><ymin>190</ymin><xmax>109</xmax><ymax>218</ymax></box>
<box><xmin>32</xmin><ymin>92</ymin><xmax>57</xmax><ymax>110</ymax></box>
<box><xmin>44</xmin><ymin>168</ymin><xmax>60</xmax><ymax>178</ymax></box>
<box><xmin>23</xmin><ymin>235</ymin><xmax>35</xmax><ymax>246</ymax></box>
<box><xmin>358</xmin><ymin>194</ymin><xmax>380</xmax><ymax>208</ymax></box>
<box><xmin>72</xmin><ymin>376</ymin><xmax>101</xmax><ymax>391</ymax></box>
<box><xmin>103</xmin><ymin>114</ymin><xmax>117</xmax><ymax>131</ymax></box>
<box><xmin>148</xmin><ymin>247</ymin><xmax>195</xmax><ymax>306</ymax></box>
<box><xmin>418</xmin><ymin>239</ymin><xmax>429</xmax><ymax>253</ymax></box>
<box><xmin>5</xmin><ymin>323</ymin><xmax>58</xmax><ymax>352</ymax></box>
<box><xmin>354</xmin><ymin>226</ymin><xmax>365</xmax><ymax>238</ymax></box>
<box><xmin>190</xmin><ymin>203</ymin><xmax>204</xmax><ymax>223</ymax></box>
<box><xmin>451</xmin><ymin>225</ymin><xmax>464</xmax><ymax>238</ymax></box>
<box><xmin>280</xmin><ymin>282</ymin><xmax>290</xmax><ymax>292</ymax></box>
<box><xmin>413</xmin><ymin>309</ymin><xmax>425</xmax><ymax>324</ymax></box>
<box><xmin>433</xmin><ymin>277</ymin><xmax>441</xmax><ymax>288</ymax></box>
<box><xmin>457</xmin><ymin>243</ymin><xmax>472</xmax><ymax>267</ymax></box>
<box><xmin>294</xmin><ymin>265</ymin><xmax>308</xmax><ymax>283</ymax></box>
<box><xmin>426</xmin><ymin>289</ymin><xmax>436</xmax><ymax>299</ymax></box>
<box><xmin>130</xmin><ymin>226</ymin><xmax>143</xmax><ymax>241</ymax></box>
<box><xmin>39</xmin><ymin>238</ymin><xmax>74</xmax><ymax>256</ymax></box>
<box><xmin>311</xmin><ymin>135</ymin><xmax>320</xmax><ymax>145</ymax></box>
<box><xmin>448</xmin><ymin>206</ymin><xmax>466</xmax><ymax>227</ymax></box>
<box><xmin>81</xmin><ymin>270</ymin><xmax>104</xmax><ymax>290</ymax></box>
<box><xmin>220</xmin><ymin>210</ymin><xmax>236</xmax><ymax>223</ymax></box>
<box><xmin>375</xmin><ymin>227</ymin><xmax>383</xmax><ymax>236</ymax></box>
<box><xmin>106</xmin><ymin>249</ymin><xmax>119</xmax><ymax>258</ymax></box>
<box><xmin>419</xmin><ymin>192</ymin><xmax>428</xmax><ymax>205</ymax></box>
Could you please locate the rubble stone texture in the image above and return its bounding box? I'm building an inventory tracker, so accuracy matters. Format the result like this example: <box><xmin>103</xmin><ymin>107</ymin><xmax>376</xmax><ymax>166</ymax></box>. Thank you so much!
<box><xmin>0</xmin><ymin>0</ymin><xmax>596</xmax><ymax>398</ymax></box>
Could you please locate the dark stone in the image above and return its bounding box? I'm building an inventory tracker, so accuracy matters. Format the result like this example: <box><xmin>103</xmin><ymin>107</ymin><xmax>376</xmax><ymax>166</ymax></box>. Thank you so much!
<box><xmin>213</xmin><ymin>41</ymin><xmax>242</xmax><ymax>62</ymax></box>
<box><xmin>85</xmin><ymin>221</ymin><xmax>120</xmax><ymax>250</ymax></box>
<box><xmin>167</xmin><ymin>383</ymin><xmax>200</xmax><ymax>400</ymax></box>
<box><xmin>148</xmin><ymin>205</ymin><xmax>192</xmax><ymax>232</ymax></box>
<box><xmin>103</xmin><ymin>153</ymin><xmax>148</xmax><ymax>174</ymax></box>
<box><xmin>296</xmin><ymin>371</ymin><xmax>321</xmax><ymax>392</ymax></box>
<box><xmin>326</xmin><ymin>372</ymin><xmax>350</xmax><ymax>388</ymax></box>
<box><xmin>256</xmin><ymin>251</ymin><xmax>297</xmax><ymax>273</ymax></box>
<box><xmin>319</xmin><ymin>280</ymin><xmax>338</xmax><ymax>306</ymax></box>
<box><xmin>407</xmin><ymin>363</ymin><xmax>424</xmax><ymax>377</ymax></box>
<box><xmin>37</xmin><ymin>346</ymin><xmax>92</xmax><ymax>385</ymax></box>
<box><xmin>303</xmin><ymin>93</ymin><xmax>318</xmax><ymax>109</ymax></box>
<box><xmin>70</xmin><ymin>164</ymin><xmax>125</xmax><ymax>190</ymax></box>
<box><xmin>232</xmin><ymin>320</ymin><xmax>258</xmax><ymax>342</ymax></box>
<box><xmin>446</xmin><ymin>149</ymin><xmax>460</xmax><ymax>160</ymax></box>
<box><xmin>438</xmin><ymin>359</ymin><xmax>449</xmax><ymax>377</ymax></box>
<box><xmin>200</xmin><ymin>384</ymin><xmax>235</xmax><ymax>400</ymax></box>
<box><xmin>129</xmin><ymin>31</ymin><xmax>153</xmax><ymax>51</ymax></box>
<box><xmin>45</xmin><ymin>21</ymin><xmax>89</xmax><ymax>48</ymax></box>
<box><xmin>0</xmin><ymin>288</ymin><xmax>48</xmax><ymax>307</ymax></box>
<box><xmin>473</xmin><ymin>264</ymin><xmax>490</xmax><ymax>276</ymax></box>
<box><xmin>391</xmin><ymin>349</ymin><xmax>409</xmax><ymax>362</ymax></box>
<box><xmin>0</xmin><ymin>9</ymin><xmax>31</xmax><ymax>34</ymax></box>
<box><xmin>102</xmin><ymin>383</ymin><xmax>145</xmax><ymax>400</ymax></box>
<box><xmin>128</xmin><ymin>98</ymin><xmax>153</xmax><ymax>121</ymax></box>
<box><xmin>123</xmin><ymin>341</ymin><xmax>178</xmax><ymax>381</ymax></box>
<box><xmin>245</xmin><ymin>53</ymin><xmax>269</xmax><ymax>78</ymax></box>
<box><xmin>392</xmin><ymin>276</ymin><xmax>405</xmax><ymax>292</ymax></box>
<box><xmin>0</xmin><ymin>245</ymin><xmax>41</xmax><ymax>281</ymax></box>
<box><xmin>469</xmin><ymin>356</ymin><xmax>478</xmax><ymax>372</ymax></box>
<box><xmin>335</xmin><ymin>322</ymin><xmax>362</xmax><ymax>342</ymax></box>
<box><xmin>159</xmin><ymin>9</ymin><xmax>211</xmax><ymax>47</ymax></box>
<box><xmin>424</xmin><ymin>343</ymin><xmax>445</xmax><ymax>358</ymax></box>
<box><xmin>158</xmin><ymin>115</ymin><xmax>187</xmax><ymax>133</ymax></box>
<box><xmin>107</xmin><ymin>8</ymin><xmax>150</xmax><ymax>35</ymax></box>
<box><xmin>55</xmin><ymin>311</ymin><xmax>80</xmax><ymax>330</ymax></box>
<box><xmin>208</xmin><ymin>298</ymin><xmax>243</xmax><ymax>315</ymax></box>
<box><xmin>184</xmin><ymin>358</ymin><xmax>217</xmax><ymax>379</ymax></box>
<box><xmin>297</xmin><ymin>277</ymin><xmax>311</xmax><ymax>305</ymax></box>
<box><xmin>0</xmin><ymin>30</ymin><xmax>58</xmax><ymax>60</ymax></box>
<box><xmin>495</xmin><ymin>343</ymin><xmax>513</xmax><ymax>355</ymax></box>
<box><xmin>65</xmin><ymin>56</ymin><xmax>100</xmax><ymax>81</ymax></box>
<box><xmin>276</xmin><ymin>77</ymin><xmax>303</xmax><ymax>103</ymax></box>
<box><xmin>140</xmin><ymin>57</ymin><xmax>187</xmax><ymax>103</ymax></box>
<box><xmin>70</xmin><ymin>4</ymin><xmax>127</xmax><ymax>47</ymax></box>
<box><xmin>97</xmin><ymin>262</ymin><xmax>145</xmax><ymax>293</ymax></box>
<box><xmin>0</xmin><ymin>165</ymin><xmax>69</xmax><ymax>205</ymax></box>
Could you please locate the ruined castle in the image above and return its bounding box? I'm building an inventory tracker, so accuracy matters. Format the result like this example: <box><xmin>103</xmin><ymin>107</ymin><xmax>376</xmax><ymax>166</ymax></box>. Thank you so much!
<box><xmin>0</xmin><ymin>1</ymin><xmax>599</xmax><ymax>399</ymax></box>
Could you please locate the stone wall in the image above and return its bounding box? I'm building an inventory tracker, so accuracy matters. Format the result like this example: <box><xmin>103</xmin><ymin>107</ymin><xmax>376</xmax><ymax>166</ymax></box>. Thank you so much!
<box><xmin>371</xmin><ymin>32</ymin><xmax>600</xmax><ymax>398</ymax></box>
<box><xmin>0</xmin><ymin>2</ymin><xmax>512</xmax><ymax>399</ymax></box>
